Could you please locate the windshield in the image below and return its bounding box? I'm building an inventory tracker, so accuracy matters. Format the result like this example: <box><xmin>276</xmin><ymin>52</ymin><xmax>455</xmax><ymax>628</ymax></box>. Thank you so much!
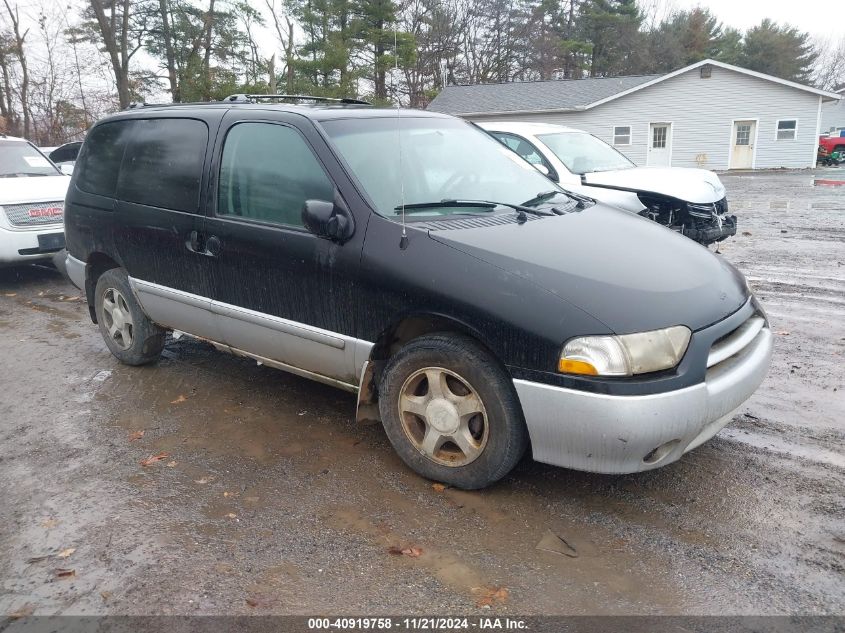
<box><xmin>0</xmin><ymin>141</ymin><xmax>60</xmax><ymax>177</ymax></box>
<box><xmin>321</xmin><ymin>117</ymin><xmax>566</xmax><ymax>218</ymax></box>
<box><xmin>536</xmin><ymin>132</ymin><xmax>635</xmax><ymax>175</ymax></box>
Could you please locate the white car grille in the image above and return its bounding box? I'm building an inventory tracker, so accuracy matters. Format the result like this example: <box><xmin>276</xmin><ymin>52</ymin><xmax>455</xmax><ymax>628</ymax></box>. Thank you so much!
<box><xmin>2</xmin><ymin>201</ymin><xmax>64</xmax><ymax>227</ymax></box>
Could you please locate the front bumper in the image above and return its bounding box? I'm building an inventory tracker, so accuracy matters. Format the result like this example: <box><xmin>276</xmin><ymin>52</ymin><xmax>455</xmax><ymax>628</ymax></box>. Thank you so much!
<box><xmin>680</xmin><ymin>214</ymin><xmax>737</xmax><ymax>244</ymax></box>
<box><xmin>0</xmin><ymin>223</ymin><xmax>65</xmax><ymax>265</ymax></box>
<box><xmin>513</xmin><ymin>317</ymin><xmax>773</xmax><ymax>474</ymax></box>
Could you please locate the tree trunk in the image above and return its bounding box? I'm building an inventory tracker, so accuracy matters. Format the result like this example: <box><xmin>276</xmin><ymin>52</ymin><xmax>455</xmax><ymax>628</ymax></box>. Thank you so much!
<box><xmin>158</xmin><ymin>0</ymin><xmax>180</xmax><ymax>101</ymax></box>
<box><xmin>202</xmin><ymin>0</ymin><xmax>216</xmax><ymax>100</ymax></box>
<box><xmin>3</xmin><ymin>0</ymin><xmax>29</xmax><ymax>137</ymax></box>
<box><xmin>88</xmin><ymin>0</ymin><xmax>131</xmax><ymax>108</ymax></box>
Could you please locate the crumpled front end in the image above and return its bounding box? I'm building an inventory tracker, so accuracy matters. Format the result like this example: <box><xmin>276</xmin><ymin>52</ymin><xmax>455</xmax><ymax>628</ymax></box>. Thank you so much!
<box><xmin>638</xmin><ymin>193</ymin><xmax>737</xmax><ymax>245</ymax></box>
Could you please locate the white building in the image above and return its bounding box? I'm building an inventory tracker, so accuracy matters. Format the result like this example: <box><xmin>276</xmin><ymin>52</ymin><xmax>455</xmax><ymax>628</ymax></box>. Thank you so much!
<box><xmin>428</xmin><ymin>59</ymin><xmax>841</xmax><ymax>170</ymax></box>
<box><xmin>821</xmin><ymin>87</ymin><xmax>845</xmax><ymax>138</ymax></box>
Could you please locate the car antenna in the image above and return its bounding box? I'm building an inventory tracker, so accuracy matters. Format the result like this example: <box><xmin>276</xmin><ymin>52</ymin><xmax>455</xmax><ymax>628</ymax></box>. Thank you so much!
<box><xmin>393</xmin><ymin>28</ymin><xmax>408</xmax><ymax>250</ymax></box>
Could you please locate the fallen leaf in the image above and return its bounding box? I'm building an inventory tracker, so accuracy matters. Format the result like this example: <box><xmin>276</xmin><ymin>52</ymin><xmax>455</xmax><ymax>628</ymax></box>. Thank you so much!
<box><xmin>776</xmin><ymin>331</ymin><xmax>791</xmax><ymax>336</ymax></box>
<box><xmin>4</xmin><ymin>292</ymin><xmax>16</xmax><ymax>297</ymax></box>
<box><xmin>388</xmin><ymin>545</ymin><xmax>422</xmax><ymax>558</ymax></box>
<box><xmin>140</xmin><ymin>452</ymin><xmax>170</xmax><ymax>466</ymax></box>
<box><xmin>431</xmin><ymin>483</ymin><xmax>447</xmax><ymax>492</ymax></box>
<box><xmin>100</xmin><ymin>591</ymin><xmax>112</xmax><ymax>601</ymax></box>
<box><xmin>473</xmin><ymin>586</ymin><xmax>509</xmax><ymax>607</ymax></box>
<box><xmin>57</xmin><ymin>548</ymin><xmax>76</xmax><ymax>559</ymax></box>
<box><xmin>741</xmin><ymin>231</ymin><xmax>752</xmax><ymax>236</ymax></box>
<box><xmin>170</xmin><ymin>395</ymin><xmax>187</xmax><ymax>404</ymax></box>
<box><xmin>41</xmin><ymin>518</ymin><xmax>59</xmax><ymax>529</ymax></box>
<box><xmin>166</xmin><ymin>461</ymin><xmax>177</xmax><ymax>467</ymax></box>
<box><xmin>245</xmin><ymin>598</ymin><xmax>259</xmax><ymax>607</ymax></box>
<box><xmin>128</xmin><ymin>430</ymin><xmax>145</xmax><ymax>441</ymax></box>
<box><xmin>194</xmin><ymin>478</ymin><xmax>209</xmax><ymax>484</ymax></box>
<box><xmin>7</xmin><ymin>603</ymin><xmax>34</xmax><ymax>619</ymax></box>
<box><xmin>536</xmin><ymin>528</ymin><xmax>578</xmax><ymax>558</ymax></box>
<box><xmin>227</xmin><ymin>513</ymin><xmax>238</xmax><ymax>519</ymax></box>
<box><xmin>54</xmin><ymin>568</ymin><xmax>75</xmax><ymax>579</ymax></box>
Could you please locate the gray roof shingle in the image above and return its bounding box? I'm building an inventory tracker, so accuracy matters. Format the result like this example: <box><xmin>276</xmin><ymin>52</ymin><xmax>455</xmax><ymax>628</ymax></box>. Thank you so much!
<box><xmin>427</xmin><ymin>74</ymin><xmax>663</xmax><ymax>115</ymax></box>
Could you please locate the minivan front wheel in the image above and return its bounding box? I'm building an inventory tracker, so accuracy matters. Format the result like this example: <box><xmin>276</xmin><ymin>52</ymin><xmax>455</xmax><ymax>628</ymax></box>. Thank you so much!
<box><xmin>94</xmin><ymin>268</ymin><xmax>165</xmax><ymax>366</ymax></box>
<box><xmin>379</xmin><ymin>334</ymin><xmax>528</xmax><ymax>489</ymax></box>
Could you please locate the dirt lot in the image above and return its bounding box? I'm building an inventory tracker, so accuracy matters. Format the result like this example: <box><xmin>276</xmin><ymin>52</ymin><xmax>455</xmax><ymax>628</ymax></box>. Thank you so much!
<box><xmin>0</xmin><ymin>168</ymin><xmax>843</xmax><ymax>617</ymax></box>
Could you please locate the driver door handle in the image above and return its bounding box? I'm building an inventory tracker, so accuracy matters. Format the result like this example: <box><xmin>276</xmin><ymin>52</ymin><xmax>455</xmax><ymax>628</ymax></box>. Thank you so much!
<box><xmin>186</xmin><ymin>231</ymin><xmax>222</xmax><ymax>257</ymax></box>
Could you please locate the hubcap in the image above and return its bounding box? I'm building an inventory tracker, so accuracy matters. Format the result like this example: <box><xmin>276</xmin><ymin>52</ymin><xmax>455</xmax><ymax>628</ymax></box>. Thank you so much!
<box><xmin>102</xmin><ymin>287</ymin><xmax>134</xmax><ymax>351</ymax></box>
<box><xmin>398</xmin><ymin>367</ymin><xmax>488</xmax><ymax>467</ymax></box>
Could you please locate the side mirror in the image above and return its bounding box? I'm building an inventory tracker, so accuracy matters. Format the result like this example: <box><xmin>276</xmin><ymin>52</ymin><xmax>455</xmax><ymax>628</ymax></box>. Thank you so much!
<box><xmin>533</xmin><ymin>163</ymin><xmax>550</xmax><ymax>177</ymax></box>
<box><xmin>302</xmin><ymin>196</ymin><xmax>354</xmax><ymax>243</ymax></box>
<box><xmin>59</xmin><ymin>164</ymin><xmax>74</xmax><ymax>176</ymax></box>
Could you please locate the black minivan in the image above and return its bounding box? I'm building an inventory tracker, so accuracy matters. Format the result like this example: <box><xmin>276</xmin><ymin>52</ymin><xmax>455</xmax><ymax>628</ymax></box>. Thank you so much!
<box><xmin>64</xmin><ymin>98</ymin><xmax>772</xmax><ymax>489</ymax></box>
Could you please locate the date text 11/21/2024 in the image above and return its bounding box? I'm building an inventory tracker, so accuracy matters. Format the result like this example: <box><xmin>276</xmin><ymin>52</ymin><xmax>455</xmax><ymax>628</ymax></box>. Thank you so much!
<box><xmin>307</xmin><ymin>617</ymin><xmax>528</xmax><ymax>630</ymax></box>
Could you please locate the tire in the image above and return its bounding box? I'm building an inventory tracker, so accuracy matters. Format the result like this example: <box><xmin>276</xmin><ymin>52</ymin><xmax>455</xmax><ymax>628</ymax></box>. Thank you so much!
<box><xmin>378</xmin><ymin>333</ymin><xmax>529</xmax><ymax>489</ymax></box>
<box><xmin>94</xmin><ymin>267</ymin><xmax>165</xmax><ymax>366</ymax></box>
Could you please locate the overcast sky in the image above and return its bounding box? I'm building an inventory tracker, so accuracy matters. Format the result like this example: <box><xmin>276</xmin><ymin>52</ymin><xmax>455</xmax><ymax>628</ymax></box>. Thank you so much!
<box><xmin>665</xmin><ymin>0</ymin><xmax>844</xmax><ymax>40</ymax></box>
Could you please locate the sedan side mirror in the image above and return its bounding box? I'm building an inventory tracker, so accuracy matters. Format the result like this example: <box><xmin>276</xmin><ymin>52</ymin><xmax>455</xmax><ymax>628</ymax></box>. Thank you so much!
<box><xmin>302</xmin><ymin>196</ymin><xmax>355</xmax><ymax>243</ymax></box>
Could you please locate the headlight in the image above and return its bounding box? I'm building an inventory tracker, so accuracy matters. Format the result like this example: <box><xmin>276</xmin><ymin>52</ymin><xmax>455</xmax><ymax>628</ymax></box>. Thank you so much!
<box><xmin>559</xmin><ymin>326</ymin><xmax>691</xmax><ymax>377</ymax></box>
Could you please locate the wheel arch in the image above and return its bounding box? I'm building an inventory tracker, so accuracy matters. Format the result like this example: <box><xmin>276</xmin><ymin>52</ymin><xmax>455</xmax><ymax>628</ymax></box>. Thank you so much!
<box><xmin>356</xmin><ymin>311</ymin><xmax>504</xmax><ymax>424</ymax></box>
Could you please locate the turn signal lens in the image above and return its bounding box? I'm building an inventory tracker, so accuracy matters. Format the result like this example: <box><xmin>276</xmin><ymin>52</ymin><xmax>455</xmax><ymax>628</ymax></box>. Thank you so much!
<box><xmin>559</xmin><ymin>326</ymin><xmax>691</xmax><ymax>377</ymax></box>
<box><xmin>557</xmin><ymin>358</ymin><xmax>599</xmax><ymax>375</ymax></box>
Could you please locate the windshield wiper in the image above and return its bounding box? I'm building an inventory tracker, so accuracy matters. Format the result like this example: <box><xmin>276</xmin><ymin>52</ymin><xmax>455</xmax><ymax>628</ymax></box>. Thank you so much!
<box><xmin>395</xmin><ymin>199</ymin><xmax>553</xmax><ymax>223</ymax></box>
<box><xmin>521</xmin><ymin>190</ymin><xmax>589</xmax><ymax>212</ymax></box>
<box><xmin>394</xmin><ymin>200</ymin><xmax>497</xmax><ymax>213</ymax></box>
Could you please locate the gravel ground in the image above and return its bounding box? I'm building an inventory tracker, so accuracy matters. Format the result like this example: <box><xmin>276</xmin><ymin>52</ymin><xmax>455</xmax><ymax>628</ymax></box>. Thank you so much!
<box><xmin>0</xmin><ymin>168</ymin><xmax>843</xmax><ymax>617</ymax></box>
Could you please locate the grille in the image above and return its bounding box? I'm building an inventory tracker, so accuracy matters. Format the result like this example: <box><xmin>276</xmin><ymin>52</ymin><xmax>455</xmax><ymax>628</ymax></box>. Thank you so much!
<box><xmin>707</xmin><ymin>313</ymin><xmax>766</xmax><ymax>369</ymax></box>
<box><xmin>688</xmin><ymin>197</ymin><xmax>729</xmax><ymax>218</ymax></box>
<box><xmin>2</xmin><ymin>201</ymin><xmax>64</xmax><ymax>227</ymax></box>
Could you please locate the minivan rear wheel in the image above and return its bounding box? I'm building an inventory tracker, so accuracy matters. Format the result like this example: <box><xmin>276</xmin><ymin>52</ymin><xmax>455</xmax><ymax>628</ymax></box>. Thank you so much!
<box><xmin>378</xmin><ymin>333</ymin><xmax>528</xmax><ymax>489</ymax></box>
<box><xmin>94</xmin><ymin>268</ymin><xmax>165</xmax><ymax>365</ymax></box>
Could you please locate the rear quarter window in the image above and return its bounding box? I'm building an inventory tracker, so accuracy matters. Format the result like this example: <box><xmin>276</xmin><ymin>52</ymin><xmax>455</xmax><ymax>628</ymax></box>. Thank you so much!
<box><xmin>117</xmin><ymin>118</ymin><xmax>208</xmax><ymax>213</ymax></box>
<box><xmin>76</xmin><ymin>121</ymin><xmax>135</xmax><ymax>197</ymax></box>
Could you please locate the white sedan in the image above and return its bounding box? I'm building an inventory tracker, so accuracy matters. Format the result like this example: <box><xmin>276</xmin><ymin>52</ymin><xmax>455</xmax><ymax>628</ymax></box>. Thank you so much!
<box><xmin>477</xmin><ymin>121</ymin><xmax>737</xmax><ymax>246</ymax></box>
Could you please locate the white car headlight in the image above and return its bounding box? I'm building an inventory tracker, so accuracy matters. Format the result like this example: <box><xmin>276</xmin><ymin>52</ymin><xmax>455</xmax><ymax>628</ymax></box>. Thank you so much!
<box><xmin>559</xmin><ymin>326</ymin><xmax>691</xmax><ymax>377</ymax></box>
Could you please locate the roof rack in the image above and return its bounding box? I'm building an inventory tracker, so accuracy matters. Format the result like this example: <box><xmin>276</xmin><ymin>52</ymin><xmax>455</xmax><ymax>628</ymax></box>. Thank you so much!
<box><xmin>124</xmin><ymin>100</ymin><xmax>221</xmax><ymax>110</ymax></box>
<box><xmin>224</xmin><ymin>93</ymin><xmax>372</xmax><ymax>106</ymax></box>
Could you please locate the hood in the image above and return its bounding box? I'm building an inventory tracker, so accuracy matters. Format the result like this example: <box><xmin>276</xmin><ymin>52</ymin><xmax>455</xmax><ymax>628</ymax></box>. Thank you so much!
<box><xmin>583</xmin><ymin>167</ymin><xmax>726</xmax><ymax>204</ymax></box>
<box><xmin>0</xmin><ymin>174</ymin><xmax>70</xmax><ymax>205</ymax></box>
<box><xmin>429</xmin><ymin>204</ymin><xmax>747</xmax><ymax>334</ymax></box>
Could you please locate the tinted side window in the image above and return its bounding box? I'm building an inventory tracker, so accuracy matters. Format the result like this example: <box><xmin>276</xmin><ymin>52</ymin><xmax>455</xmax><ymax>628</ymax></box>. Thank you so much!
<box><xmin>218</xmin><ymin>123</ymin><xmax>333</xmax><ymax>227</ymax></box>
<box><xmin>118</xmin><ymin>118</ymin><xmax>208</xmax><ymax>213</ymax></box>
<box><xmin>77</xmin><ymin>121</ymin><xmax>134</xmax><ymax>197</ymax></box>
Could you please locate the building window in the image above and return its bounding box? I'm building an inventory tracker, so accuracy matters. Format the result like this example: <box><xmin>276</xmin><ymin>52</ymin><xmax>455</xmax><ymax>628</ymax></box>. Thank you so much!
<box><xmin>652</xmin><ymin>125</ymin><xmax>668</xmax><ymax>148</ymax></box>
<box><xmin>776</xmin><ymin>120</ymin><xmax>797</xmax><ymax>141</ymax></box>
<box><xmin>613</xmin><ymin>126</ymin><xmax>631</xmax><ymax>146</ymax></box>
